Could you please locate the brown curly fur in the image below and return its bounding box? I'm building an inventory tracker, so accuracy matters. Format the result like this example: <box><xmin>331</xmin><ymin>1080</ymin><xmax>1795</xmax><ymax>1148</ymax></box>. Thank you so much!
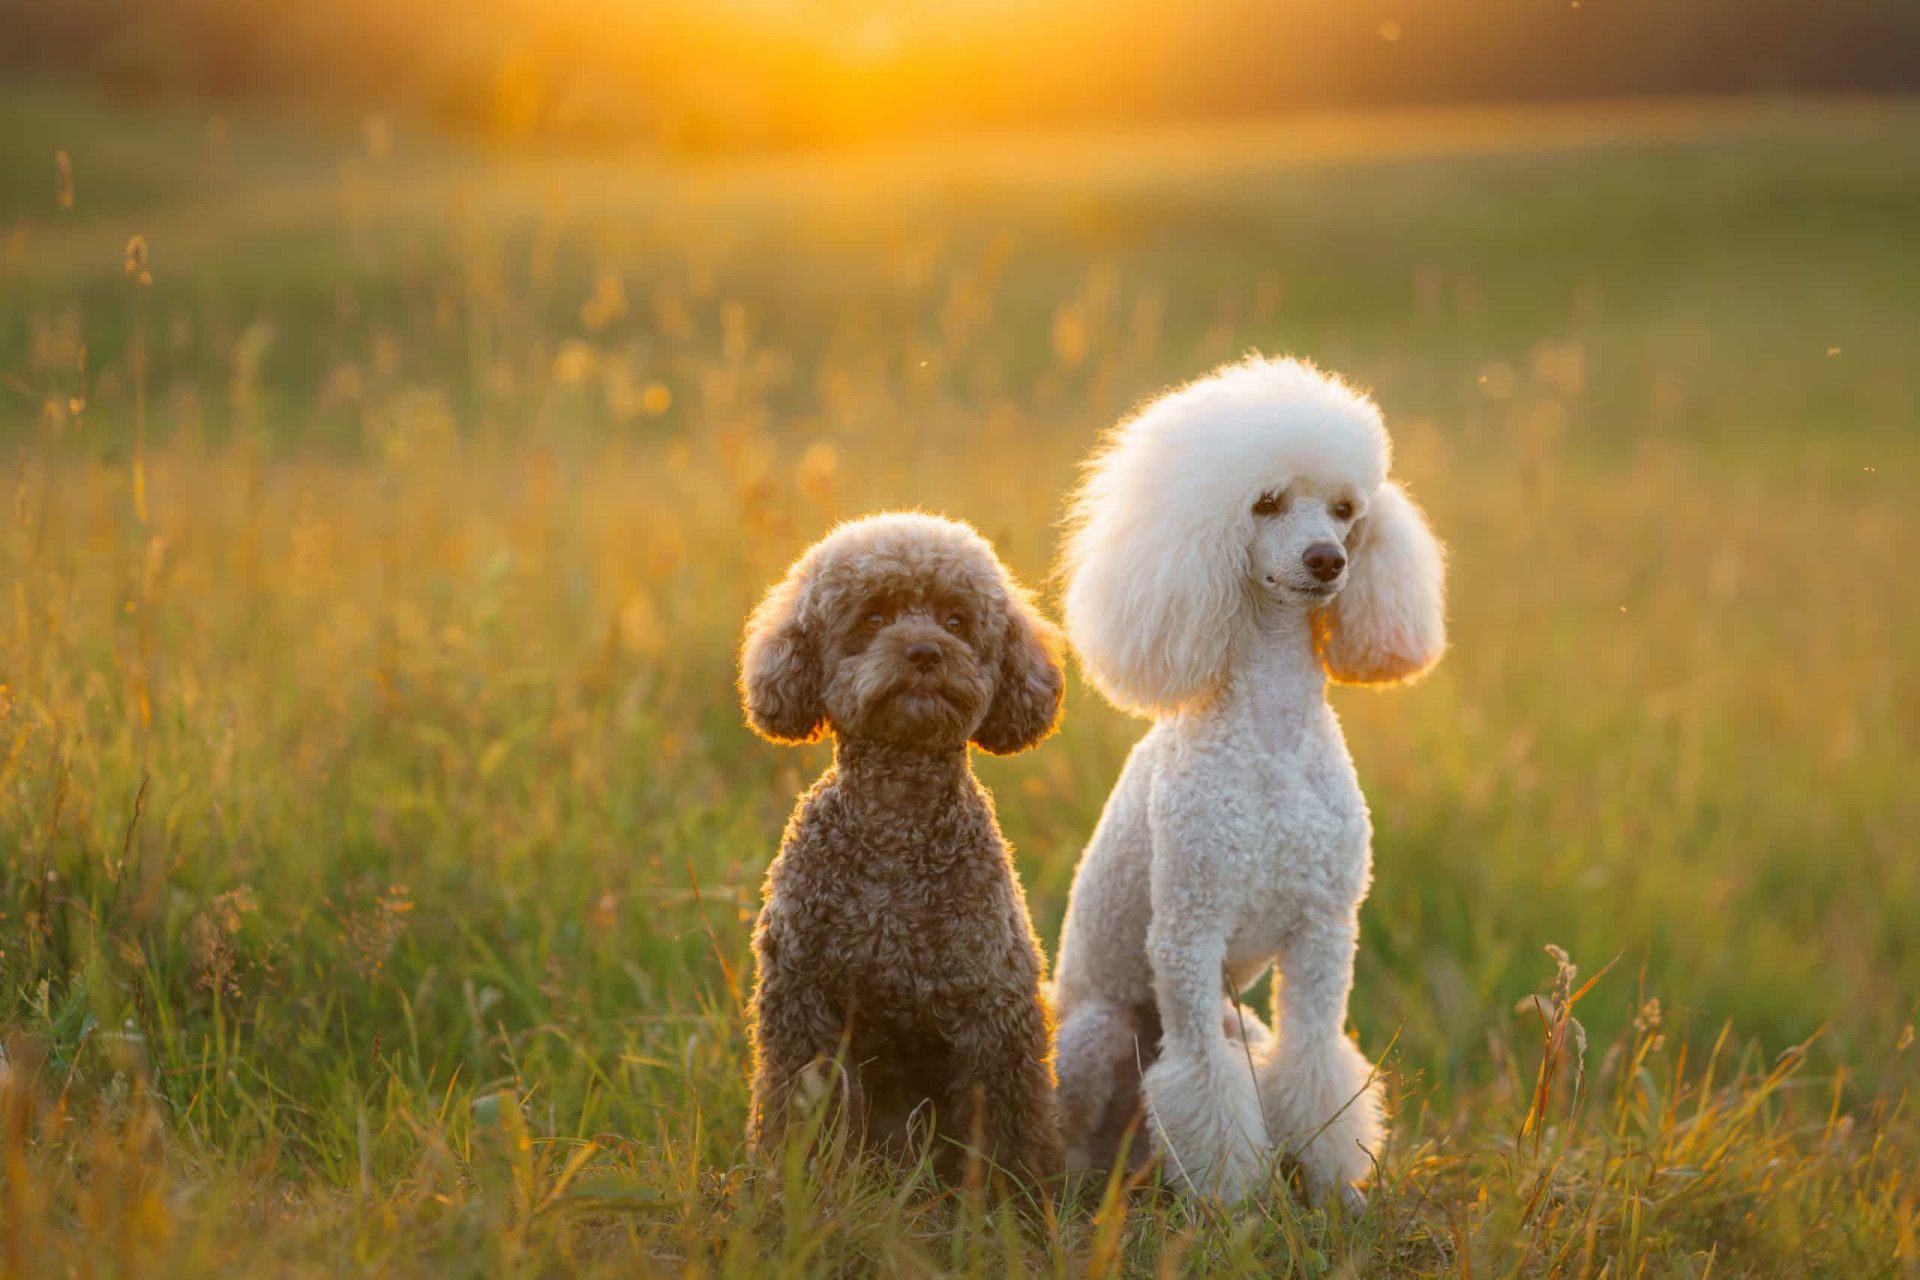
<box><xmin>739</xmin><ymin>512</ymin><xmax>1066</xmax><ymax>1185</ymax></box>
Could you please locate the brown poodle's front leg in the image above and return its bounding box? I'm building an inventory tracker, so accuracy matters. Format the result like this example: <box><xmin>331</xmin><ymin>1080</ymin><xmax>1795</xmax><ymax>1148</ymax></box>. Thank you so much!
<box><xmin>748</xmin><ymin>953</ymin><xmax>857</xmax><ymax>1162</ymax></box>
<box><xmin>942</xmin><ymin>1006</ymin><xmax>1065</xmax><ymax>1187</ymax></box>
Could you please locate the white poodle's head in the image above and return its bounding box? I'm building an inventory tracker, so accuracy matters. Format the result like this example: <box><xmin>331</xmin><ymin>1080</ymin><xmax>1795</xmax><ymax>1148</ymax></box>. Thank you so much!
<box><xmin>1061</xmin><ymin>355</ymin><xmax>1447</xmax><ymax>717</ymax></box>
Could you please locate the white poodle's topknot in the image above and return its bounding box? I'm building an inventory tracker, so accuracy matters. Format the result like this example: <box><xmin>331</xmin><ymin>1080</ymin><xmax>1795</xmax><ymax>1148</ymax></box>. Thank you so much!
<box><xmin>1060</xmin><ymin>355</ymin><xmax>1396</xmax><ymax>716</ymax></box>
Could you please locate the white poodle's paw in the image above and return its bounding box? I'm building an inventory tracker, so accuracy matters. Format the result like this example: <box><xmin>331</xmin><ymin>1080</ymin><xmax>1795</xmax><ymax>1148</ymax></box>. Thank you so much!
<box><xmin>1259</xmin><ymin>1030</ymin><xmax>1385</xmax><ymax>1200</ymax></box>
<box><xmin>1142</xmin><ymin>1049</ymin><xmax>1272</xmax><ymax>1202</ymax></box>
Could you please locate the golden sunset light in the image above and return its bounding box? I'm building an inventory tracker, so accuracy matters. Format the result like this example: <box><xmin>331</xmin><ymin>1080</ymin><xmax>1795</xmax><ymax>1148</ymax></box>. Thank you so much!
<box><xmin>3</xmin><ymin>0</ymin><xmax>1916</xmax><ymax>1272</ymax></box>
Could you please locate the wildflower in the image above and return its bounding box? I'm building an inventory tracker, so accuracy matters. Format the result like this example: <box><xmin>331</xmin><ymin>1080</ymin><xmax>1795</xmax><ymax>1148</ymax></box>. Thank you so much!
<box><xmin>124</xmin><ymin>236</ymin><xmax>152</xmax><ymax>286</ymax></box>
<box><xmin>1634</xmin><ymin>997</ymin><xmax>1666</xmax><ymax>1053</ymax></box>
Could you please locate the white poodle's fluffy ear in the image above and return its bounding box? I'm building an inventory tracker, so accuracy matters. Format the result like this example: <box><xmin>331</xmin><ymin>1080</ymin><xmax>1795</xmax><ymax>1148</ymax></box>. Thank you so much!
<box><xmin>1312</xmin><ymin>481</ymin><xmax>1447</xmax><ymax>686</ymax></box>
<box><xmin>1062</xmin><ymin>472</ymin><xmax>1250</xmax><ymax>719</ymax></box>
<box><xmin>971</xmin><ymin>586</ymin><xmax>1066</xmax><ymax>755</ymax></box>
<box><xmin>739</xmin><ymin>566</ymin><xmax>827</xmax><ymax>744</ymax></box>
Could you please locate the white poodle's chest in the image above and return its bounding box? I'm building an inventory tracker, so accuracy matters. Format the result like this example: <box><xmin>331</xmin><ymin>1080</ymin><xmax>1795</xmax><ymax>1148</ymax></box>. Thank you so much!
<box><xmin>1153</xmin><ymin>710</ymin><xmax>1374</xmax><ymax>962</ymax></box>
<box><xmin>1234</xmin><ymin>771</ymin><xmax>1370</xmax><ymax>917</ymax></box>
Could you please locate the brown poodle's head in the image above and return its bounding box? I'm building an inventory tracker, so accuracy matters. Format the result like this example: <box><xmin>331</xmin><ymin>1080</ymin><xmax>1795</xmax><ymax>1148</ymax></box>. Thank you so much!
<box><xmin>740</xmin><ymin>512</ymin><xmax>1064</xmax><ymax>754</ymax></box>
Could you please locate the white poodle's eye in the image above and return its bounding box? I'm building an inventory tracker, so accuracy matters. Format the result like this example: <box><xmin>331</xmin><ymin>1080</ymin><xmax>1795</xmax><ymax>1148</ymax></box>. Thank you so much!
<box><xmin>1252</xmin><ymin>490</ymin><xmax>1287</xmax><ymax>517</ymax></box>
<box><xmin>944</xmin><ymin>613</ymin><xmax>964</xmax><ymax>633</ymax></box>
<box><xmin>1332</xmin><ymin>500</ymin><xmax>1354</xmax><ymax>521</ymax></box>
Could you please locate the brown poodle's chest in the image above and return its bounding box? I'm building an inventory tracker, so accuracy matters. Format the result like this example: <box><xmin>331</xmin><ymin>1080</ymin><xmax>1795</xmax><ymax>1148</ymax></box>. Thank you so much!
<box><xmin>843</xmin><ymin>929</ymin><xmax>982</xmax><ymax>1025</ymax></box>
<box><xmin>764</xmin><ymin>776</ymin><xmax>1038</xmax><ymax>1044</ymax></box>
<box><xmin>816</xmin><ymin>867</ymin><xmax>1001</xmax><ymax>1002</ymax></box>
<box><xmin>772</xmin><ymin>852</ymin><xmax>1015</xmax><ymax>1029</ymax></box>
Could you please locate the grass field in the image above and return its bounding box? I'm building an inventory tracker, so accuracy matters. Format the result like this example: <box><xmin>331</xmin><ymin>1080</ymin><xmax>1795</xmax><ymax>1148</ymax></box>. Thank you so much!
<box><xmin>3</xmin><ymin>89</ymin><xmax>1918</xmax><ymax>1275</ymax></box>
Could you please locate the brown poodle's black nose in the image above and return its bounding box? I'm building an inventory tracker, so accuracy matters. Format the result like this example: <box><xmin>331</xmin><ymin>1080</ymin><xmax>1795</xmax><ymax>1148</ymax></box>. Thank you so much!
<box><xmin>1302</xmin><ymin>542</ymin><xmax>1346</xmax><ymax>583</ymax></box>
<box><xmin>905</xmin><ymin>642</ymin><xmax>942</xmax><ymax>668</ymax></box>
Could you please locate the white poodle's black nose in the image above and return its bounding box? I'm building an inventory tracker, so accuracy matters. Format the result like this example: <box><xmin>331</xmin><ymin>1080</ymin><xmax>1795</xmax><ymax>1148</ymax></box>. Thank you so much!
<box><xmin>906</xmin><ymin>642</ymin><xmax>942</xmax><ymax>668</ymax></box>
<box><xmin>1303</xmin><ymin>543</ymin><xmax>1346</xmax><ymax>583</ymax></box>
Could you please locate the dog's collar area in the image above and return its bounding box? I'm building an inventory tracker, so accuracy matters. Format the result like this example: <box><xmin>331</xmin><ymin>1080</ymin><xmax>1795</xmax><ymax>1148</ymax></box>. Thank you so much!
<box><xmin>832</xmin><ymin>737</ymin><xmax>974</xmax><ymax>789</ymax></box>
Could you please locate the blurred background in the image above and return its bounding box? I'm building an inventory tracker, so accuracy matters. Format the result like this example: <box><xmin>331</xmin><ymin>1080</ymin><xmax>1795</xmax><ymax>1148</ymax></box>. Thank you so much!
<box><xmin>4</xmin><ymin>0</ymin><xmax>1919</xmax><ymax>149</ymax></box>
<box><xmin>2</xmin><ymin>2</ymin><xmax>1917</xmax><ymax>1270</ymax></box>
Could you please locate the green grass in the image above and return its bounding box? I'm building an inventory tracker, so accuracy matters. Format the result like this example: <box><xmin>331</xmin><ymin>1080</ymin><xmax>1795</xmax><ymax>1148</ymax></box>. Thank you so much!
<box><xmin>3</xmin><ymin>88</ymin><xmax>1918</xmax><ymax>1275</ymax></box>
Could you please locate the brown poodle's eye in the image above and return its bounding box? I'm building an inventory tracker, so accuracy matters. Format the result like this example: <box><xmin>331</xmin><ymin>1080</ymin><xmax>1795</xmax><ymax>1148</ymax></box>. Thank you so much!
<box><xmin>1332</xmin><ymin>500</ymin><xmax>1354</xmax><ymax>521</ymax></box>
<box><xmin>1252</xmin><ymin>490</ymin><xmax>1287</xmax><ymax>517</ymax></box>
<box><xmin>866</xmin><ymin>610</ymin><xmax>888</xmax><ymax>630</ymax></box>
<box><xmin>944</xmin><ymin>613</ymin><xmax>964</xmax><ymax>633</ymax></box>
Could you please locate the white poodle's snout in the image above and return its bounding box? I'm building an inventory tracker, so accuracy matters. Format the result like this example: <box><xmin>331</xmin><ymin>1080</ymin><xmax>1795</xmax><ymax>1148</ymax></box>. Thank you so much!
<box><xmin>1250</xmin><ymin>491</ymin><xmax>1357</xmax><ymax>604</ymax></box>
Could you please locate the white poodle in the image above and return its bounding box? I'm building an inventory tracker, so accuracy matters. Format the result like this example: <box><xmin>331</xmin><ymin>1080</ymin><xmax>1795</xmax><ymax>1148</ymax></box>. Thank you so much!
<box><xmin>1050</xmin><ymin>355</ymin><xmax>1447</xmax><ymax>1203</ymax></box>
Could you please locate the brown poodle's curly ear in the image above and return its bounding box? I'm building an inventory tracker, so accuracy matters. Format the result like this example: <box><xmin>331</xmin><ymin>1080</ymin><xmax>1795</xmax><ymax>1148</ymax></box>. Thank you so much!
<box><xmin>972</xmin><ymin>585</ymin><xmax>1065</xmax><ymax>755</ymax></box>
<box><xmin>740</xmin><ymin>567</ymin><xmax>826</xmax><ymax>745</ymax></box>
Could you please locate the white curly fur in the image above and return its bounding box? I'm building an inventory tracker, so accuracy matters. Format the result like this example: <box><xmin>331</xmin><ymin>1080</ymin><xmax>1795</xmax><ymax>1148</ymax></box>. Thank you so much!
<box><xmin>1052</xmin><ymin>354</ymin><xmax>1446</xmax><ymax>1203</ymax></box>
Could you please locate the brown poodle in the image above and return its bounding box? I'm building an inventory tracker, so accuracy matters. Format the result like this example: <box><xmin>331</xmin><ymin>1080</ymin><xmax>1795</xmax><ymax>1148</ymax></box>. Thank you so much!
<box><xmin>738</xmin><ymin>511</ymin><xmax>1065</xmax><ymax>1185</ymax></box>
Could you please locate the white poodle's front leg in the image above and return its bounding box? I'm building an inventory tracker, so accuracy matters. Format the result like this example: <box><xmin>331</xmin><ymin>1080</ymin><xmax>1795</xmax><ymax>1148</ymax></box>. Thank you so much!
<box><xmin>1257</xmin><ymin>916</ymin><xmax>1385</xmax><ymax>1201</ymax></box>
<box><xmin>1141</xmin><ymin>919</ymin><xmax>1271</xmax><ymax>1202</ymax></box>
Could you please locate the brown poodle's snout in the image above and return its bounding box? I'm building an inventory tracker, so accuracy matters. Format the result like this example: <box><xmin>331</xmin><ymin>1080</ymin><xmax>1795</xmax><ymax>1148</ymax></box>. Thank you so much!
<box><xmin>841</xmin><ymin>614</ymin><xmax>992</xmax><ymax>744</ymax></box>
<box><xmin>876</xmin><ymin>620</ymin><xmax>978</xmax><ymax>695</ymax></box>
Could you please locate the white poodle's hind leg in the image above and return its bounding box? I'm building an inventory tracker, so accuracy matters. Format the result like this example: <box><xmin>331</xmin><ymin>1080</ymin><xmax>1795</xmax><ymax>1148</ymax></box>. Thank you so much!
<box><xmin>1258</xmin><ymin>921</ymin><xmax>1386</xmax><ymax>1201</ymax></box>
<box><xmin>1143</xmin><ymin>927</ymin><xmax>1272</xmax><ymax>1202</ymax></box>
<box><xmin>1054</xmin><ymin>998</ymin><xmax>1148</xmax><ymax>1175</ymax></box>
